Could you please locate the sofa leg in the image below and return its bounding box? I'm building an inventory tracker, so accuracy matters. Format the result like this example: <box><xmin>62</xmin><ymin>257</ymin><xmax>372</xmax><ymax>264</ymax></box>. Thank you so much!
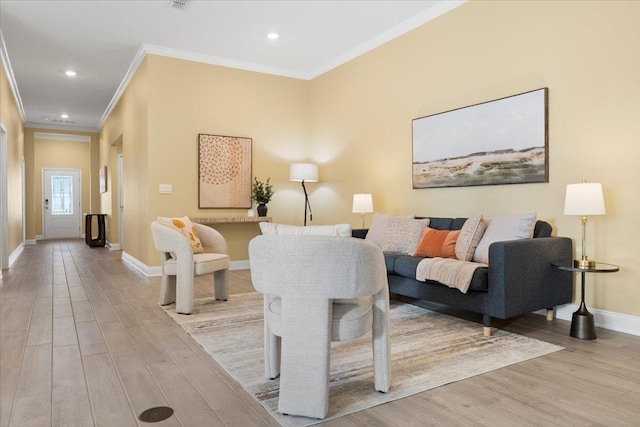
<box><xmin>482</xmin><ymin>314</ymin><xmax>491</xmax><ymax>336</ymax></box>
<box><xmin>546</xmin><ymin>308</ymin><xmax>555</xmax><ymax>321</ymax></box>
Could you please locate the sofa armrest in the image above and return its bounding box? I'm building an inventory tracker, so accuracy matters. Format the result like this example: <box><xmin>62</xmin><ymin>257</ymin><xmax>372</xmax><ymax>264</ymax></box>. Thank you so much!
<box><xmin>487</xmin><ymin>237</ymin><xmax>573</xmax><ymax>319</ymax></box>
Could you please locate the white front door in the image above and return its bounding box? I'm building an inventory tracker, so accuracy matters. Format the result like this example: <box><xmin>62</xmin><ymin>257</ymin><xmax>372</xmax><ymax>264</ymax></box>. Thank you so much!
<box><xmin>43</xmin><ymin>169</ymin><xmax>82</xmax><ymax>239</ymax></box>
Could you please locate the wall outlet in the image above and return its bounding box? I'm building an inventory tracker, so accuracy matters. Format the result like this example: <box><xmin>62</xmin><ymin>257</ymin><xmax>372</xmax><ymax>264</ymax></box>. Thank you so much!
<box><xmin>159</xmin><ymin>184</ymin><xmax>173</xmax><ymax>194</ymax></box>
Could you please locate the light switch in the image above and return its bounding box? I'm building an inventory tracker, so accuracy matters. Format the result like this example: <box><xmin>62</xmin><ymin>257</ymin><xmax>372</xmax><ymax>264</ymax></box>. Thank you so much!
<box><xmin>159</xmin><ymin>184</ymin><xmax>173</xmax><ymax>194</ymax></box>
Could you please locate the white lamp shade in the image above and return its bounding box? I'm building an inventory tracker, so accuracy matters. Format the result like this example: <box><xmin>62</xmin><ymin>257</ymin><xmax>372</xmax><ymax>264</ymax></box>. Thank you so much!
<box><xmin>289</xmin><ymin>163</ymin><xmax>318</xmax><ymax>182</ymax></box>
<box><xmin>564</xmin><ymin>182</ymin><xmax>606</xmax><ymax>216</ymax></box>
<box><xmin>352</xmin><ymin>193</ymin><xmax>373</xmax><ymax>213</ymax></box>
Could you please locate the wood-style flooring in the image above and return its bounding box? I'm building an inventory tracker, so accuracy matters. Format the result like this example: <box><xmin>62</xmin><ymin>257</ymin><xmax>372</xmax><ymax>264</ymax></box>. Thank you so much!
<box><xmin>1</xmin><ymin>239</ymin><xmax>639</xmax><ymax>426</ymax></box>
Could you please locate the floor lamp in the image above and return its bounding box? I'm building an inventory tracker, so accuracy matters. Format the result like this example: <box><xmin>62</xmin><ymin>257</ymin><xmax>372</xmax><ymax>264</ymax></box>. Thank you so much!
<box><xmin>290</xmin><ymin>163</ymin><xmax>318</xmax><ymax>226</ymax></box>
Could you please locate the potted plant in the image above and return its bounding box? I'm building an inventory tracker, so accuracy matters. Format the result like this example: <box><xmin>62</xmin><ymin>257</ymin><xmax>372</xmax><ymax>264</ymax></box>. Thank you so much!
<box><xmin>252</xmin><ymin>177</ymin><xmax>274</xmax><ymax>217</ymax></box>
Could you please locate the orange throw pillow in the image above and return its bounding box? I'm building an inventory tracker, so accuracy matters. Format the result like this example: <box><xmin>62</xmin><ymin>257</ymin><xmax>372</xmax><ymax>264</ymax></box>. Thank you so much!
<box><xmin>414</xmin><ymin>227</ymin><xmax>460</xmax><ymax>258</ymax></box>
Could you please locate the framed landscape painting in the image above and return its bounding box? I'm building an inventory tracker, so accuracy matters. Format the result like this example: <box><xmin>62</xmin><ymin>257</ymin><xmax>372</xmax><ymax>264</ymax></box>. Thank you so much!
<box><xmin>412</xmin><ymin>88</ymin><xmax>549</xmax><ymax>189</ymax></box>
<box><xmin>198</xmin><ymin>134</ymin><xmax>252</xmax><ymax>208</ymax></box>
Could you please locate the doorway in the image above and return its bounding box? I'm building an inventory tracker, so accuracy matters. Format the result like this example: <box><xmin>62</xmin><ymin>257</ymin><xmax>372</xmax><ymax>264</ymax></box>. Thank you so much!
<box><xmin>42</xmin><ymin>168</ymin><xmax>82</xmax><ymax>239</ymax></box>
<box><xmin>117</xmin><ymin>153</ymin><xmax>124</xmax><ymax>249</ymax></box>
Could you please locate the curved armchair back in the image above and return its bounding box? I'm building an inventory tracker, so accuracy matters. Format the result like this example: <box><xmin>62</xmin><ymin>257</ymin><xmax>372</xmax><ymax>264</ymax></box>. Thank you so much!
<box><xmin>249</xmin><ymin>235</ymin><xmax>387</xmax><ymax>299</ymax></box>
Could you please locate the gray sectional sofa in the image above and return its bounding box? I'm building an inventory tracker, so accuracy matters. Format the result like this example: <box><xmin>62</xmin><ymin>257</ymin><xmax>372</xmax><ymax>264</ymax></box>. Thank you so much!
<box><xmin>354</xmin><ymin>217</ymin><xmax>574</xmax><ymax>335</ymax></box>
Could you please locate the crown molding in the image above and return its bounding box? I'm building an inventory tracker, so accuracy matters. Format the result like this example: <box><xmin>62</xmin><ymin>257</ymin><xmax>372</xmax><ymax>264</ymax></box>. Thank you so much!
<box><xmin>97</xmin><ymin>43</ymin><xmax>308</xmax><ymax>131</ymax></box>
<box><xmin>98</xmin><ymin>0</ymin><xmax>467</xmax><ymax>130</ymax></box>
<box><xmin>25</xmin><ymin>122</ymin><xmax>98</xmax><ymax>133</ymax></box>
<box><xmin>97</xmin><ymin>43</ymin><xmax>148</xmax><ymax>130</ymax></box>
<box><xmin>34</xmin><ymin>132</ymin><xmax>91</xmax><ymax>142</ymax></box>
<box><xmin>0</xmin><ymin>30</ymin><xmax>26</xmax><ymax>122</ymax></box>
<box><xmin>143</xmin><ymin>43</ymin><xmax>309</xmax><ymax>80</ymax></box>
<box><xmin>310</xmin><ymin>0</ymin><xmax>468</xmax><ymax>78</ymax></box>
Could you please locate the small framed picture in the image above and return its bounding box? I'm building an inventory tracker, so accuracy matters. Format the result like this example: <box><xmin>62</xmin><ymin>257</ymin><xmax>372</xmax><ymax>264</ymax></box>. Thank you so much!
<box><xmin>99</xmin><ymin>166</ymin><xmax>107</xmax><ymax>193</ymax></box>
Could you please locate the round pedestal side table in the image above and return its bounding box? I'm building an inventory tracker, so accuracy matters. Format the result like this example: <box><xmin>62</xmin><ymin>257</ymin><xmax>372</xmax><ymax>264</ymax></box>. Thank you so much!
<box><xmin>553</xmin><ymin>262</ymin><xmax>619</xmax><ymax>340</ymax></box>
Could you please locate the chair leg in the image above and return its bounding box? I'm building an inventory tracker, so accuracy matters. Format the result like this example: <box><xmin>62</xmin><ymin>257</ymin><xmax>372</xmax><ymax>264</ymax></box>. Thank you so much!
<box><xmin>176</xmin><ymin>273</ymin><xmax>194</xmax><ymax>315</ymax></box>
<box><xmin>213</xmin><ymin>268</ymin><xmax>229</xmax><ymax>301</ymax></box>
<box><xmin>278</xmin><ymin>297</ymin><xmax>331</xmax><ymax>419</ymax></box>
<box><xmin>372</xmin><ymin>288</ymin><xmax>391</xmax><ymax>393</ymax></box>
<box><xmin>159</xmin><ymin>274</ymin><xmax>176</xmax><ymax>306</ymax></box>
<box><xmin>263</xmin><ymin>296</ymin><xmax>281</xmax><ymax>379</ymax></box>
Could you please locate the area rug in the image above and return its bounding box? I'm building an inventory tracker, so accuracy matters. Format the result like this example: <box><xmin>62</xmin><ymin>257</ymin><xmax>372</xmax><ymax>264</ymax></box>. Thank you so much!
<box><xmin>163</xmin><ymin>293</ymin><xmax>563</xmax><ymax>426</ymax></box>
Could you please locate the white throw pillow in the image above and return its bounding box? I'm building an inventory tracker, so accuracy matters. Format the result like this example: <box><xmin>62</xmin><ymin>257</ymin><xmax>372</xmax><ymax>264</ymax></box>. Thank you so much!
<box><xmin>157</xmin><ymin>216</ymin><xmax>204</xmax><ymax>254</ymax></box>
<box><xmin>381</xmin><ymin>217</ymin><xmax>430</xmax><ymax>255</ymax></box>
<box><xmin>472</xmin><ymin>212</ymin><xmax>537</xmax><ymax>264</ymax></box>
<box><xmin>365</xmin><ymin>213</ymin><xmax>414</xmax><ymax>247</ymax></box>
<box><xmin>259</xmin><ymin>222</ymin><xmax>352</xmax><ymax>237</ymax></box>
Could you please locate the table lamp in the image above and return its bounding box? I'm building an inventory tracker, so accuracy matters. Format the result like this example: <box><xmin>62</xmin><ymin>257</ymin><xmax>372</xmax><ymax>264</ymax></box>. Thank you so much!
<box><xmin>352</xmin><ymin>194</ymin><xmax>373</xmax><ymax>229</ymax></box>
<box><xmin>290</xmin><ymin>163</ymin><xmax>318</xmax><ymax>226</ymax></box>
<box><xmin>563</xmin><ymin>181</ymin><xmax>606</xmax><ymax>268</ymax></box>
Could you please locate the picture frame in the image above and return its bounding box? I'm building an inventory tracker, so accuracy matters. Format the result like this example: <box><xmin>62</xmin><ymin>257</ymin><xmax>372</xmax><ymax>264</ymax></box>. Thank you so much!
<box><xmin>198</xmin><ymin>134</ymin><xmax>252</xmax><ymax>208</ymax></box>
<box><xmin>412</xmin><ymin>88</ymin><xmax>549</xmax><ymax>189</ymax></box>
<box><xmin>99</xmin><ymin>166</ymin><xmax>107</xmax><ymax>193</ymax></box>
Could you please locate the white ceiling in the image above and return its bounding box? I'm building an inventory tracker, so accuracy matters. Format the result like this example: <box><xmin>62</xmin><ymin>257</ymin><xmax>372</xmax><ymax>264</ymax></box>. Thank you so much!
<box><xmin>0</xmin><ymin>0</ymin><xmax>464</xmax><ymax>131</ymax></box>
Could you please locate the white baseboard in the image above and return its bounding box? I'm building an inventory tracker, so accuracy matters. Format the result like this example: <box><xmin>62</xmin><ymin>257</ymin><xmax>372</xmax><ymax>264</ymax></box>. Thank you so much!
<box><xmin>230</xmin><ymin>260</ymin><xmax>250</xmax><ymax>270</ymax></box>
<box><xmin>121</xmin><ymin>251</ymin><xmax>153</xmax><ymax>276</ymax></box>
<box><xmin>24</xmin><ymin>240</ymin><xmax>36</xmax><ymax>246</ymax></box>
<box><xmin>106</xmin><ymin>241</ymin><xmax>121</xmax><ymax>250</ymax></box>
<box><xmin>8</xmin><ymin>243</ymin><xmax>24</xmax><ymax>267</ymax></box>
<box><xmin>35</xmin><ymin>235</ymin><xmax>43</xmax><ymax>240</ymax></box>
<box><xmin>121</xmin><ymin>253</ymin><xmax>250</xmax><ymax>277</ymax></box>
<box><xmin>536</xmin><ymin>304</ymin><xmax>640</xmax><ymax>337</ymax></box>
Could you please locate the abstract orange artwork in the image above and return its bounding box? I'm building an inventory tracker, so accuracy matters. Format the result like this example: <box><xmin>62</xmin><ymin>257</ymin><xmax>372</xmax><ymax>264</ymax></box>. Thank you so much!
<box><xmin>198</xmin><ymin>134</ymin><xmax>252</xmax><ymax>208</ymax></box>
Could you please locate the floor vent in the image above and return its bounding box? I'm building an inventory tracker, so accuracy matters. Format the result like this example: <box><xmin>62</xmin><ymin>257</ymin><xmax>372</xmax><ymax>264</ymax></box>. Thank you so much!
<box><xmin>139</xmin><ymin>406</ymin><xmax>174</xmax><ymax>423</ymax></box>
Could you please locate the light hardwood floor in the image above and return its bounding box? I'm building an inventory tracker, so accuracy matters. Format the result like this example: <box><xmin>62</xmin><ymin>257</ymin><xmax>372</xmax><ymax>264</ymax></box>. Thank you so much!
<box><xmin>1</xmin><ymin>239</ymin><xmax>639</xmax><ymax>426</ymax></box>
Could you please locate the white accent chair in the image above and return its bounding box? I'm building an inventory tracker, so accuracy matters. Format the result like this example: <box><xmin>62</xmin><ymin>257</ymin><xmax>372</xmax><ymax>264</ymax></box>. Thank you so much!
<box><xmin>151</xmin><ymin>221</ymin><xmax>230</xmax><ymax>314</ymax></box>
<box><xmin>249</xmin><ymin>235</ymin><xmax>391</xmax><ymax>419</ymax></box>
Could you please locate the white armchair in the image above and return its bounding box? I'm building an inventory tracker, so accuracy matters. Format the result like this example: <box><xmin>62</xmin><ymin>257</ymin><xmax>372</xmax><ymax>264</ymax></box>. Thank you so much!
<box><xmin>151</xmin><ymin>221</ymin><xmax>230</xmax><ymax>314</ymax></box>
<box><xmin>249</xmin><ymin>235</ymin><xmax>390</xmax><ymax>419</ymax></box>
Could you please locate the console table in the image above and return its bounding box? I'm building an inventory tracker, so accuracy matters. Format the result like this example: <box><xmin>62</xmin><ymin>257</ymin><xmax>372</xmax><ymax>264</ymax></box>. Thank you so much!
<box><xmin>190</xmin><ymin>216</ymin><xmax>272</xmax><ymax>224</ymax></box>
<box><xmin>554</xmin><ymin>261</ymin><xmax>619</xmax><ymax>340</ymax></box>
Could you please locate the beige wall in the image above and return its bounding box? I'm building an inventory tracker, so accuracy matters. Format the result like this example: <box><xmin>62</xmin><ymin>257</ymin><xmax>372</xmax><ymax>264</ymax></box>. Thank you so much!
<box><xmin>99</xmin><ymin>1</ymin><xmax>639</xmax><ymax>317</ymax></box>
<box><xmin>24</xmin><ymin>130</ymin><xmax>97</xmax><ymax>237</ymax></box>
<box><xmin>100</xmin><ymin>55</ymin><xmax>310</xmax><ymax>265</ymax></box>
<box><xmin>1</xmin><ymin>54</ymin><xmax>25</xmax><ymax>257</ymax></box>
<box><xmin>308</xmin><ymin>0</ymin><xmax>640</xmax><ymax>316</ymax></box>
<box><xmin>23</xmin><ymin>128</ymin><xmax>99</xmax><ymax>239</ymax></box>
<box><xmin>100</xmin><ymin>57</ymin><xmax>149</xmax><ymax>257</ymax></box>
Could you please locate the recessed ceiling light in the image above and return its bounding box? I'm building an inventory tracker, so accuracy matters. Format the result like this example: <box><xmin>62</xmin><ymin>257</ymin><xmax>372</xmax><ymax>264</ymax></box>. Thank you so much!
<box><xmin>65</xmin><ymin>70</ymin><xmax>77</xmax><ymax>77</ymax></box>
<box><xmin>267</xmin><ymin>32</ymin><xmax>279</xmax><ymax>40</ymax></box>
<box><xmin>60</xmin><ymin>114</ymin><xmax>69</xmax><ymax>119</ymax></box>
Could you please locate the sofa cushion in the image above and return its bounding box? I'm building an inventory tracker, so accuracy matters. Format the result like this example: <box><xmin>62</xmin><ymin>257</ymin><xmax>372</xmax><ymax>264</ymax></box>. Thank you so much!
<box><xmin>390</xmin><ymin>254</ymin><xmax>489</xmax><ymax>292</ymax></box>
<box><xmin>473</xmin><ymin>212</ymin><xmax>537</xmax><ymax>264</ymax></box>
<box><xmin>422</xmin><ymin>217</ymin><xmax>453</xmax><ymax>230</ymax></box>
<box><xmin>414</xmin><ymin>227</ymin><xmax>460</xmax><ymax>258</ymax></box>
<box><xmin>382</xmin><ymin>217</ymin><xmax>430</xmax><ymax>255</ymax></box>
<box><xmin>455</xmin><ymin>215</ymin><xmax>487</xmax><ymax>262</ymax></box>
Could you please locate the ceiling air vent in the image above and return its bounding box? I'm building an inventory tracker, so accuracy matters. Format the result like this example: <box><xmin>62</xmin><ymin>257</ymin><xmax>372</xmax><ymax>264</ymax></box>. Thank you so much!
<box><xmin>169</xmin><ymin>0</ymin><xmax>188</xmax><ymax>9</ymax></box>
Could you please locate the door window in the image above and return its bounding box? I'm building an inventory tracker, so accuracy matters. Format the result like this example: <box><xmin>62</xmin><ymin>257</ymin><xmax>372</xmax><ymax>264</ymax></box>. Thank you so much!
<box><xmin>51</xmin><ymin>175</ymin><xmax>73</xmax><ymax>215</ymax></box>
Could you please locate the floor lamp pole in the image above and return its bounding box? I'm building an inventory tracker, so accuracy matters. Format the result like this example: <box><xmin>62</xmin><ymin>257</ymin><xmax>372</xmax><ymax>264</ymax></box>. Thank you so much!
<box><xmin>301</xmin><ymin>180</ymin><xmax>312</xmax><ymax>226</ymax></box>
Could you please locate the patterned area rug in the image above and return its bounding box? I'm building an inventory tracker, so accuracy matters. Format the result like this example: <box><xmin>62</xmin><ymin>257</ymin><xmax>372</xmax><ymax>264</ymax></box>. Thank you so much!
<box><xmin>163</xmin><ymin>293</ymin><xmax>563</xmax><ymax>426</ymax></box>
